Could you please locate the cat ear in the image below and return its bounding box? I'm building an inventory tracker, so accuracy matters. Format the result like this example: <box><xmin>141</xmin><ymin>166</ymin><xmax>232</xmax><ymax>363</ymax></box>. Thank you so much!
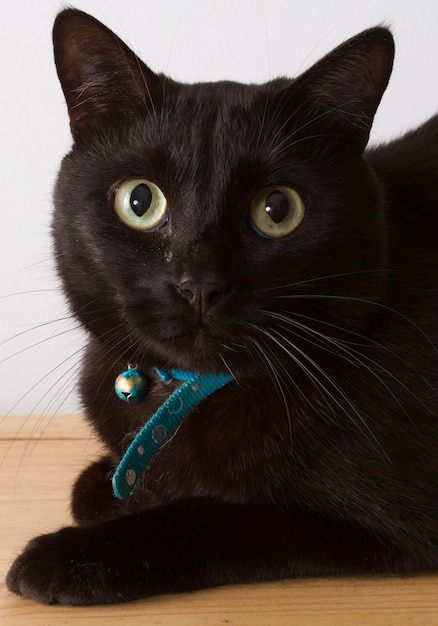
<box><xmin>295</xmin><ymin>27</ymin><xmax>394</xmax><ymax>150</ymax></box>
<box><xmin>53</xmin><ymin>9</ymin><xmax>160</xmax><ymax>139</ymax></box>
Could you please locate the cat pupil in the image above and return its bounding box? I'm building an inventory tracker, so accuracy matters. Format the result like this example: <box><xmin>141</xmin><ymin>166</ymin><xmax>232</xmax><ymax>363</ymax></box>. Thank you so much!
<box><xmin>130</xmin><ymin>184</ymin><xmax>152</xmax><ymax>217</ymax></box>
<box><xmin>265</xmin><ymin>191</ymin><xmax>290</xmax><ymax>223</ymax></box>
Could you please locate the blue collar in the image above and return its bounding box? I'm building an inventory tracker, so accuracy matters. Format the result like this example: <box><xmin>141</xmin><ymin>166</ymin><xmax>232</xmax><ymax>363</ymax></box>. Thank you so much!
<box><xmin>112</xmin><ymin>368</ymin><xmax>233</xmax><ymax>499</ymax></box>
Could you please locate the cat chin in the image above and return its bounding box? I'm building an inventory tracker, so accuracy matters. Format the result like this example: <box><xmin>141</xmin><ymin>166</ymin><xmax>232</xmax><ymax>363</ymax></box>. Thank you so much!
<box><xmin>157</xmin><ymin>342</ymin><xmax>232</xmax><ymax>375</ymax></box>
<box><xmin>133</xmin><ymin>331</ymin><xmax>247</xmax><ymax>377</ymax></box>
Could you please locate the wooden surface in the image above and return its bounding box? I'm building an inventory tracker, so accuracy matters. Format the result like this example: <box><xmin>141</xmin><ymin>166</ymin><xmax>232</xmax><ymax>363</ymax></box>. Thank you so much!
<box><xmin>1</xmin><ymin>414</ymin><xmax>438</xmax><ymax>625</ymax></box>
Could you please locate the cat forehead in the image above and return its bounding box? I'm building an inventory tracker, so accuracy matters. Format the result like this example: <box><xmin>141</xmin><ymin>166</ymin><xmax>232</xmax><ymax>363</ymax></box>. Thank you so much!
<box><xmin>183</xmin><ymin>77</ymin><xmax>290</xmax><ymax>95</ymax></box>
<box><xmin>82</xmin><ymin>76</ymin><xmax>299</xmax><ymax>189</ymax></box>
<box><xmin>163</xmin><ymin>76</ymin><xmax>292</xmax><ymax>113</ymax></box>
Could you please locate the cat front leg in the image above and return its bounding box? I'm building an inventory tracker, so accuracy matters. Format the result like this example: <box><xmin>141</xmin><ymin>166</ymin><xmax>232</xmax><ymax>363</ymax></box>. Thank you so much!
<box><xmin>7</xmin><ymin>497</ymin><xmax>414</xmax><ymax>606</ymax></box>
<box><xmin>71</xmin><ymin>455</ymin><xmax>160</xmax><ymax>524</ymax></box>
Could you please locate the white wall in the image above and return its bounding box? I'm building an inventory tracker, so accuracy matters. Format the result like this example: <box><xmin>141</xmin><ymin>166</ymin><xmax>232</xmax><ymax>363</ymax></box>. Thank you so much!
<box><xmin>1</xmin><ymin>0</ymin><xmax>437</xmax><ymax>416</ymax></box>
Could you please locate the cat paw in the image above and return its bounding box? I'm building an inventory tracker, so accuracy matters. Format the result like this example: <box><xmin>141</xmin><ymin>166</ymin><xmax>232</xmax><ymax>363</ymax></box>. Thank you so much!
<box><xmin>6</xmin><ymin>526</ymin><xmax>137</xmax><ymax>605</ymax></box>
<box><xmin>72</xmin><ymin>456</ymin><xmax>162</xmax><ymax>525</ymax></box>
<box><xmin>71</xmin><ymin>456</ymin><xmax>121</xmax><ymax>524</ymax></box>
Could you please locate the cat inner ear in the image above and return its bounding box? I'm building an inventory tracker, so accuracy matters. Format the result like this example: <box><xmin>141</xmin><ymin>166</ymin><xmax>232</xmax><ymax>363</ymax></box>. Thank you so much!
<box><xmin>53</xmin><ymin>9</ymin><xmax>160</xmax><ymax>138</ymax></box>
<box><xmin>295</xmin><ymin>27</ymin><xmax>395</xmax><ymax>151</ymax></box>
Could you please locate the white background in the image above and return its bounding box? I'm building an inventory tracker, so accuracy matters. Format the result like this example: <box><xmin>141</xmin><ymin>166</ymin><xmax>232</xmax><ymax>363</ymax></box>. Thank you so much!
<box><xmin>1</xmin><ymin>0</ymin><xmax>437</xmax><ymax>416</ymax></box>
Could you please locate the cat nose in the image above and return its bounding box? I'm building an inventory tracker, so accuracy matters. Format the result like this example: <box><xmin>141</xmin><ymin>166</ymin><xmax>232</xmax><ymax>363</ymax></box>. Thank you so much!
<box><xmin>177</xmin><ymin>280</ymin><xmax>226</xmax><ymax>315</ymax></box>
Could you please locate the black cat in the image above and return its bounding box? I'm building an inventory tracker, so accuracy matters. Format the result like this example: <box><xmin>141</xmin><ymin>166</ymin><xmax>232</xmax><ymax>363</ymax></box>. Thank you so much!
<box><xmin>7</xmin><ymin>8</ymin><xmax>438</xmax><ymax>605</ymax></box>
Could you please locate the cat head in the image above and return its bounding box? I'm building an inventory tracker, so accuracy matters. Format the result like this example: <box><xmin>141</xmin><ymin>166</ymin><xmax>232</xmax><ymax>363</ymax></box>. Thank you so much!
<box><xmin>52</xmin><ymin>9</ymin><xmax>394</xmax><ymax>379</ymax></box>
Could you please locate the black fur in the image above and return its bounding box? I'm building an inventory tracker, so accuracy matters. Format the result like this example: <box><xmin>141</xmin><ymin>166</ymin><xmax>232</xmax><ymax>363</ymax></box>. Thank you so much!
<box><xmin>7</xmin><ymin>9</ymin><xmax>438</xmax><ymax>605</ymax></box>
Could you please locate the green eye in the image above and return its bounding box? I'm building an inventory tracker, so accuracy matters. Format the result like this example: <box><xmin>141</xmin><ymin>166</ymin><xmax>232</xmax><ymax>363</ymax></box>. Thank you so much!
<box><xmin>114</xmin><ymin>179</ymin><xmax>168</xmax><ymax>231</ymax></box>
<box><xmin>249</xmin><ymin>186</ymin><xmax>305</xmax><ymax>238</ymax></box>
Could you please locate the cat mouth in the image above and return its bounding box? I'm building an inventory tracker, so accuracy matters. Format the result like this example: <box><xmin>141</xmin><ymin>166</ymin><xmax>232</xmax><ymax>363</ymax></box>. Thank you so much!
<box><xmin>134</xmin><ymin>323</ymin><xmax>243</xmax><ymax>375</ymax></box>
<box><xmin>160</xmin><ymin>330</ymin><xmax>232</xmax><ymax>370</ymax></box>
<box><xmin>122</xmin><ymin>300</ymin><xmax>247</xmax><ymax>373</ymax></box>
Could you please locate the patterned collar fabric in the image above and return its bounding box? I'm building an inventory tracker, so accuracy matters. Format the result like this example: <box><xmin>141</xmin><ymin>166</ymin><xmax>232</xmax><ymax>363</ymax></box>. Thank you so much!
<box><xmin>112</xmin><ymin>368</ymin><xmax>233</xmax><ymax>499</ymax></box>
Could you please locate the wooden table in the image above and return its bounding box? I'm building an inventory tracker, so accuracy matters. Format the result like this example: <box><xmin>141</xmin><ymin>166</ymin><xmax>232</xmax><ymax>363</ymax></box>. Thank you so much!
<box><xmin>1</xmin><ymin>413</ymin><xmax>438</xmax><ymax>625</ymax></box>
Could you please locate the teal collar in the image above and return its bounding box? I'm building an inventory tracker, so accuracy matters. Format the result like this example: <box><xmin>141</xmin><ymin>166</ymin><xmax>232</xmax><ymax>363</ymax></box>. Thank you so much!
<box><xmin>112</xmin><ymin>368</ymin><xmax>233</xmax><ymax>499</ymax></box>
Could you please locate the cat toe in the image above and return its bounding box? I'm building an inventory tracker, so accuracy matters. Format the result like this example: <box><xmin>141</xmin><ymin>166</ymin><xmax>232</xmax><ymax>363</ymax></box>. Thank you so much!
<box><xmin>6</xmin><ymin>529</ymin><xmax>95</xmax><ymax>605</ymax></box>
<box><xmin>7</xmin><ymin>547</ymin><xmax>59</xmax><ymax>605</ymax></box>
<box><xmin>6</xmin><ymin>557</ymin><xmax>23</xmax><ymax>597</ymax></box>
<box><xmin>6</xmin><ymin>524</ymin><xmax>147</xmax><ymax>605</ymax></box>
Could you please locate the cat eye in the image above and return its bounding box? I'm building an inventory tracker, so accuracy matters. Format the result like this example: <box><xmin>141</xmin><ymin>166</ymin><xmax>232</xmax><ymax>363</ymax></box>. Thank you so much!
<box><xmin>114</xmin><ymin>179</ymin><xmax>168</xmax><ymax>232</ymax></box>
<box><xmin>249</xmin><ymin>186</ymin><xmax>305</xmax><ymax>238</ymax></box>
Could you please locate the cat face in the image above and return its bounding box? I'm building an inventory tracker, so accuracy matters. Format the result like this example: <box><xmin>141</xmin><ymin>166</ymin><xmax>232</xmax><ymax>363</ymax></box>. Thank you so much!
<box><xmin>53</xmin><ymin>10</ymin><xmax>394</xmax><ymax>378</ymax></box>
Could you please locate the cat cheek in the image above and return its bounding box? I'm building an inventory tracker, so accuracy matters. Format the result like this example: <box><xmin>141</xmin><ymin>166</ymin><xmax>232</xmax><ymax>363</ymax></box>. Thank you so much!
<box><xmin>164</xmin><ymin>249</ymin><xmax>173</xmax><ymax>263</ymax></box>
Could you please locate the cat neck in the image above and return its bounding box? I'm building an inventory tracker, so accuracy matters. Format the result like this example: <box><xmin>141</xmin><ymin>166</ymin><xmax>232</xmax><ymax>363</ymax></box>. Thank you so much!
<box><xmin>112</xmin><ymin>368</ymin><xmax>233</xmax><ymax>499</ymax></box>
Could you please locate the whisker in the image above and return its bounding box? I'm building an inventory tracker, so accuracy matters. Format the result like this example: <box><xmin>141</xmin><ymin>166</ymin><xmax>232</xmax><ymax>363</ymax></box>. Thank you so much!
<box><xmin>0</xmin><ymin>259</ymin><xmax>49</xmax><ymax>282</ymax></box>
<box><xmin>218</xmin><ymin>352</ymin><xmax>240</xmax><ymax>386</ymax></box>
<box><xmin>1</xmin><ymin>344</ymin><xmax>85</xmax><ymax>467</ymax></box>
<box><xmin>274</xmin><ymin>292</ymin><xmax>438</xmax><ymax>358</ymax></box>
<box><xmin>258</xmin><ymin>324</ymin><xmax>389</xmax><ymax>461</ymax></box>
<box><xmin>277</xmin><ymin>308</ymin><xmax>438</xmax><ymax>409</ymax></box>
<box><xmin>22</xmin><ymin>360</ymin><xmax>83</xmax><ymax>462</ymax></box>
<box><xmin>0</xmin><ymin>324</ymin><xmax>84</xmax><ymax>365</ymax></box>
<box><xmin>0</xmin><ymin>315</ymin><xmax>76</xmax><ymax>348</ymax></box>
<box><xmin>263</xmin><ymin>310</ymin><xmax>423</xmax><ymax>425</ymax></box>
<box><xmin>0</xmin><ymin>288</ymin><xmax>61</xmax><ymax>300</ymax></box>
<box><xmin>257</xmin><ymin>269</ymin><xmax>387</xmax><ymax>293</ymax></box>
<box><xmin>251</xmin><ymin>336</ymin><xmax>292</xmax><ymax>427</ymax></box>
